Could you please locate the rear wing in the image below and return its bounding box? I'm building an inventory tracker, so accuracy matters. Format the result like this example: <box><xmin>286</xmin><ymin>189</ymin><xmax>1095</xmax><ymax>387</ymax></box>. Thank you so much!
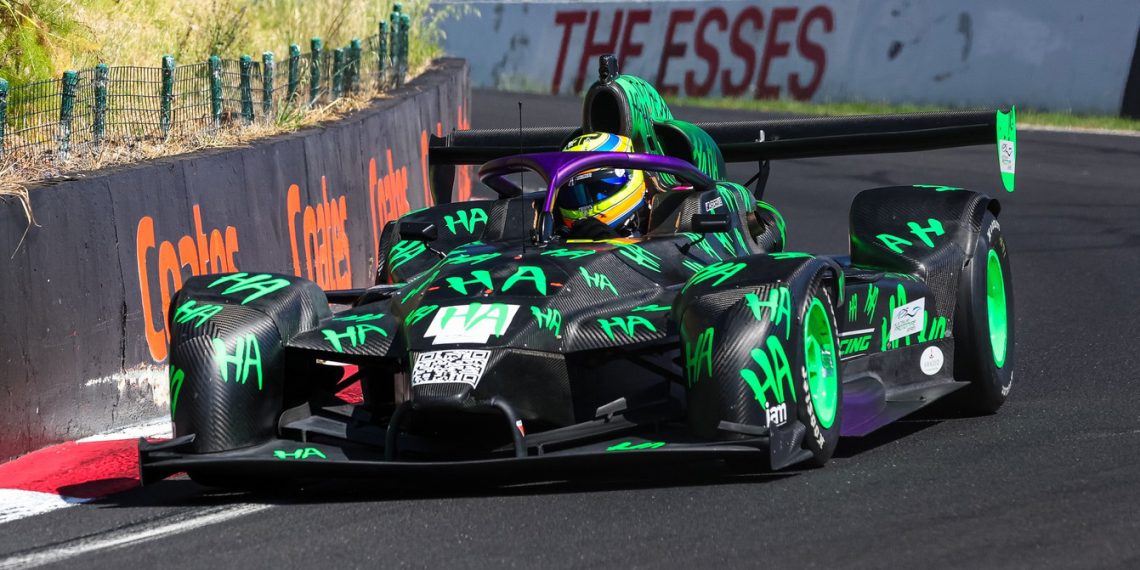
<box><xmin>428</xmin><ymin>107</ymin><xmax>1016</xmax><ymax>203</ymax></box>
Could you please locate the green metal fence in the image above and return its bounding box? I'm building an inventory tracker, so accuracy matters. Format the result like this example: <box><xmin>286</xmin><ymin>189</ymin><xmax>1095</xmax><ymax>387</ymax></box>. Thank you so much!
<box><xmin>0</xmin><ymin>6</ymin><xmax>411</xmax><ymax>168</ymax></box>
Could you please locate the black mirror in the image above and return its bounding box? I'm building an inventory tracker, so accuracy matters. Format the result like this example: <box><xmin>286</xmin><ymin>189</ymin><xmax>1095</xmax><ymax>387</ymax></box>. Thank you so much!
<box><xmin>399</xmin><ymin>221</ymin><xmax>438</xmax><ymax>242</ymax></box>
<box><xmin>691</xmin><ymin>214</ymin><xmax>731</xmax><ymax>233</ymax></box>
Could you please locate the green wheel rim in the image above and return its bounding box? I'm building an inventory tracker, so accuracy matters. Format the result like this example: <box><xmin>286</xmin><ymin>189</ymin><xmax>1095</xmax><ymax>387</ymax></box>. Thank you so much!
<box><xmin>803</xmin><ymin>298</ymin><xmax>838</xmax><ymax>430</ymax></box>
<box><xmin>986</xmin><ymin>249</ymin><xmax>1008</xmax><ymax>368</ymax></box>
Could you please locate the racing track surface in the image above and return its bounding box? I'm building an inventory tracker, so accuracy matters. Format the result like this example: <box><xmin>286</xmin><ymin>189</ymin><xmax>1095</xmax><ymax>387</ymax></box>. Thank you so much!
<box><xmin>2</xmin><ymin>90</ymin><xmax>1139</xmax><ymax>569</ymax></box>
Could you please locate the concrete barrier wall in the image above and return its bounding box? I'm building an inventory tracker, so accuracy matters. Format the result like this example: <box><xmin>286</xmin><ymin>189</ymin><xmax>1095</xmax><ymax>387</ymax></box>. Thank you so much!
<box><xmin>0</xmin><ymin>59</ymin><xmax>472</xmax><ymax>459</ymax></box>
<box><xmin>437</xmin><ymin>0</ymin><xmax>1140</xmax><ymax>115</ymax></box>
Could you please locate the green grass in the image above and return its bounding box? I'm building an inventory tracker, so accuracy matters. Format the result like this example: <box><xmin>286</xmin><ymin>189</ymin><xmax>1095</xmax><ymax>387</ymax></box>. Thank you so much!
<box><xmin>669</xmin><ymin>97</ymin><xmax>1140</xmax><ymax>133</ymax></box>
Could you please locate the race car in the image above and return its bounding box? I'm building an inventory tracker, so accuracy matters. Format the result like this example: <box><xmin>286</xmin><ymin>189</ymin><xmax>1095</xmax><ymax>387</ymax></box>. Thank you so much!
<box><xmin>140</xmin><ymin>55</ymin><xmax>1016</xmax><ymax>486</ymax></box>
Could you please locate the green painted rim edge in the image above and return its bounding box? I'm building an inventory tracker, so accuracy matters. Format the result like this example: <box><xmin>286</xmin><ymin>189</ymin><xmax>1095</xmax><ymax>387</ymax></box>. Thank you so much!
<box><xmin>986</xmin><ymin>249</ymin><xmax>1008</xmax><ymax>368</ymax></box>
<box><xmin>803</xmin><ymin>297</ymin><xmax>838</xmax><ymax>429</ymax></box>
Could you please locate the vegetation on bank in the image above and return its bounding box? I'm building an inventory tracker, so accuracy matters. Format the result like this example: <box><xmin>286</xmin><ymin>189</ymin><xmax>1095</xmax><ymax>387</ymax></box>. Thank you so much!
<box><xmin>1</xmin><ymin>0</ymin><xmax>453</xmax><ymax>85</ymax></box>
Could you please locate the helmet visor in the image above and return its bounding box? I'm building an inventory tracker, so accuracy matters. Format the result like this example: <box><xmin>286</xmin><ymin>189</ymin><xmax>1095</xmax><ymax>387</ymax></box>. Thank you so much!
<box><xmin>557</xmin><ymin>168</ymin><xmax>630</xmax><ymax>210</ymax></box>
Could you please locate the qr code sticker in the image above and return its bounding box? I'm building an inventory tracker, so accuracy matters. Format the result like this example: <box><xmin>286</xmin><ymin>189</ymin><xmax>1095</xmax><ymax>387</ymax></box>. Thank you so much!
<box><xmin>412</xmin><ymin>350</ymin><xmax>492</xmax><ymax>388</ymax></box>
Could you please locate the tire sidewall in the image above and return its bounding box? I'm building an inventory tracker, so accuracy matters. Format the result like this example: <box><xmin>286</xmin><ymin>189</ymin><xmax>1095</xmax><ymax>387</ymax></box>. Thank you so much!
<box><xmin>955</xmin><ymin>212</ymin><xmax>1015</xmax><ymax>412</ymax></box>
<box><xmin>794</xmin><ymin>280</ymin><xmax>842</xmax><ymax>466</ymax></box>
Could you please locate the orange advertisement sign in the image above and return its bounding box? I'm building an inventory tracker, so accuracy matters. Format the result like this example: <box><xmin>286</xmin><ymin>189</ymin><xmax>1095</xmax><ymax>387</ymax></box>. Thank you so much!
<box><xmin>287</xmin><ymin>176</ymin><xmax>352</xmax><ymax>290</ymax></box>
<box><xmin>135</xmin><ymin>205</ymin><xmax>240</xmax><ymax>362</ymax></box>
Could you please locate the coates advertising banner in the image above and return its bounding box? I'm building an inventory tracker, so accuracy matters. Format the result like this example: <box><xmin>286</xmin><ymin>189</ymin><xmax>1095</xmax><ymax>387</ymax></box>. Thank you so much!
<box><xmin>438</xmin><ymin>0</ymin><xmax>1140</xmax><ymax>114</ymax></box>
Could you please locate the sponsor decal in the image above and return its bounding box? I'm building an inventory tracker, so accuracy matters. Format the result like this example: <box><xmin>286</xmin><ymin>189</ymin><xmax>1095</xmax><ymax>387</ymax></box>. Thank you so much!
<box><xmin>876</xmin><ymin>218</ymin><xmax>946</xmax><ymax>254</ymax></box>
<box><xmin>321</xmin><ymin>324</ymin><xmax>388</xmax><ymax>353</ymax></box>
<box><xmin>744</xmin><ymin>286</ymin><xmax>792</xmax><ymax>337</ymax></box>
<box><xmin>889</xmin><ymin>297</ymin><xmax>925</xmax><ymax>342</ymax></box>
<box><xmin>274</xmin><ymin>447</ymin><xmax>327</xmax><ymax>460</ymax></box>
<box><xmin>211</xmin><ymin>334</ymin><xmax>263</xmax><ymax>390</ymax></box>
<box><xmin>684</xmin><ymin>327</ymin><xmax>715</xmax><ymax>386</ymax></box>
<box><xmin>446</xmin><ymin>266</ymin><xmax>549</xmax><ymax>296</ymax></box>
<box><xmin>208</xmin><ymin>273</ymin><xmax>291</xmax><ymax>305</ymax></box>
<box><xmin>606</xmin><ymin>441</ymin><xmax>666</xmax><ymax>452</ymax></box>
<box><xmin>839</xmin><ymin>333</ymin><xmax>872</xmax><ymax>357</ymax></box>
<box><xmin>740</xmin><ymin>336</ymin><xmax>795</xmax><ymax>412</ymax></box>
<box><xmin>920</xmin><ymin>346</ymin><xmax>944</xmax><ymax>376</ymax></box>
<box><xmin>172</xmin><ymin>299</ymin><xmax>224</xmax><ymax>329</ymax></box>
<box><xmin>579</xmin><ymin>267</ymin><xmax>619</xmax><ymax>295</ymax></box>
<box><xmin>598</xmin><ymin>315</ymin><xmax>656</xmax><ymax>341</ymax></box>
<box><xmin>531</xmin><ymin>306</ymin><xmax>563</xmax><ymax>337</ymax></box>
<box><xmin>424</xmin><ymin>303</ymin><xmax>521</xmax><ymax>345</ymax></box>
<box><xmin>683</xmin><ymin>261</ymin><xmax>746</xmax><ymax>293</ymax></box>
<box><xmin>412</xmin><ymin>349</ymin><xmax>492</xmax><ymax>388</ymax></box>
<box><xmin>443</xmin><ymin>207</ymin><xmax>489</xmax><ymax>235</ymax></box>
<box><xmin>766</xmin><ymin>402</ymin><xmax>788</xmax><ymax>427</ymax></box>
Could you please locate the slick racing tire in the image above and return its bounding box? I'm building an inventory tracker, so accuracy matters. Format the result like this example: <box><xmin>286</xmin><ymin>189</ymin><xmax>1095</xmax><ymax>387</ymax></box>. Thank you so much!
<box><xmin>795</xmin><ymin>281</ymin><xmax>843</xmax><ymax>467</ymax></box>
<box><xmin>952</xmin><ymin>211</ymin><xmax>1014</xmax><ymax>413</ymax></box>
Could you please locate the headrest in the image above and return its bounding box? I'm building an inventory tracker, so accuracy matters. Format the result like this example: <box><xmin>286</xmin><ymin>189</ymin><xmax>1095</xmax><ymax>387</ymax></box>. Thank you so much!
<box><xmin>652</xmin><ymin>120</ymin><xmax>726</xmax><ymax>180</ymax></box>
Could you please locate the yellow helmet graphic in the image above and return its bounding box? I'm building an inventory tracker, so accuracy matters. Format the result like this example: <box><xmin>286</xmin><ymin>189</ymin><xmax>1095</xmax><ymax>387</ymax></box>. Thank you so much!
<box><xmin>557</xmin><ymin>133</ymin><xmax>647</xmax><ymax>228</ymax></box>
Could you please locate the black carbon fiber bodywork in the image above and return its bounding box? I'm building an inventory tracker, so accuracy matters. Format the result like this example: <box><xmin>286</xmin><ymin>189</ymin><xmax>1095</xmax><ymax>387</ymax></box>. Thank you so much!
<box><xmin>144</xmin><ymin>64</ymin><xmax>1015</xmax><ymax>484</ymax></box>
<box><xmin>167</xmin><ymin>273</ymin><xmax>330</xmax><ymax>453</ymax></box>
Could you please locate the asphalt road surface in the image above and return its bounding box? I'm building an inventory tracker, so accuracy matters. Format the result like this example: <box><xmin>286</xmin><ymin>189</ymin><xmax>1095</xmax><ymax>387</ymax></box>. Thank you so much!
<box><xmin>2</xmin><ymin>90</ymin><xmax>1139</xmax><ymax>569</ymax></box>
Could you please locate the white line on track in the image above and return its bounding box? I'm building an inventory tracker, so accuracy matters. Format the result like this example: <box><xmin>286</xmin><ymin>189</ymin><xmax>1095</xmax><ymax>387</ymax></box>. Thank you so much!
<box><xmin>0</xmin><ymin>504</ymin><xmax>272</xmax><ymax>569</ymax></box>
<box><xmin>0</xmin><ymin>490</ymin><xmax>88</xmax><ymax>525</ymax></box>
<box><xmin>76</xmin><ymin>417</ymin><xmax>172</xmax><ymax>443</ymax></box>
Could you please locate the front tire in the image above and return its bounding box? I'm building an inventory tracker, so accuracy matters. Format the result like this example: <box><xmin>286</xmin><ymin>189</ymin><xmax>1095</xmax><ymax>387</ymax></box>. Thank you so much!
<box><xmin>796</xmin><ymin>284</ymin><xmax>842</xmax><ymax>467</ymax></box>
<box><xmin>952</xmin><ymin>211</ymin><xmax>1014</xmax><ymax>413</ymax></box>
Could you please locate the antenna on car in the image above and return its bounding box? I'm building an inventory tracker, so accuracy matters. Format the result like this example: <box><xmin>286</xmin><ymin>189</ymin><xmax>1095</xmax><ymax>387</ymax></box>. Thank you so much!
<box><xmin>518</xmin><ymin>100</ymin><xmax>526</xmax><ymax>251</ymax></box>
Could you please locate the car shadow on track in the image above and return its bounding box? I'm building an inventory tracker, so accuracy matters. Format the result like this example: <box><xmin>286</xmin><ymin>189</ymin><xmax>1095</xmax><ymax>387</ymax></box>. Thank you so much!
<box><xmin>88</xmin><ymin>461</ymin><xmax>797</xmax><ymax>510</ymax></box>
<box><xmin>81</xmin><ymin>405</ymin><xmax>978</xmax><ymax>508</ymax></box>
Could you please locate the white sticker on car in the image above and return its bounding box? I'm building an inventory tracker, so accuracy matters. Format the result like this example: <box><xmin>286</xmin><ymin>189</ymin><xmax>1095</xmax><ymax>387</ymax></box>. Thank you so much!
<box><xmin>999</xmin><ymin>140</ymin><xmax>1015</xmax><ymax>175</ymax></box>
<box><xmin>424</xmin><ymin>303</ymin><xmax>520</xmax><ymax>345</ymax></box>
<box><xmin>889</xmin><ymin>297</ymin><xmax>925</xmax><ymax>341</ymax></box>
<box><xmin>765</xmin><ymin>403</ymin><xmax>788</xmax><ymax>427</ymax></box>
<box><xmin>920</xmin><ymin>346</ymin><xmax>944</xmax><ymax>376</ymax></box>
<box><xmin>411</xmin><ymin>349</ymin><xmax>492</xmax><ymax>388</ymax></box>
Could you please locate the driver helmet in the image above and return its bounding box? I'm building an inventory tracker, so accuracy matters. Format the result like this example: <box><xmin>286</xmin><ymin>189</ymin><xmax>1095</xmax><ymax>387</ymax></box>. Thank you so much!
<box><xmin>556</xmin><ymin>132</ymin><xmax>647</xmax><ymax>228</ymax></box>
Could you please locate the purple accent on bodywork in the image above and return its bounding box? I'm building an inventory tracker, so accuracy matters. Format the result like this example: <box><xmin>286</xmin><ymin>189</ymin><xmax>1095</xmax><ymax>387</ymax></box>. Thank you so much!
<box><xmin>478</xmin><ymin>151</ymin><xmax>716</xmax><ymax>212</ymax></box>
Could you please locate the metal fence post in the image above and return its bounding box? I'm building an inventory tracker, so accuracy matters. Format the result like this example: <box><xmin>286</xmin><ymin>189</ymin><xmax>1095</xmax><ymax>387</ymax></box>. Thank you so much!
<box><xmin>310</xmin><ymin>37</ymin><xmax>323</xmax><ymax>105</ymax></box>
<box><xmin>209</xmin><ymin>56</ymin><xmax>222</xmax><ymax>128</ymax></box>
<box><xmin>239</xmin><ymin>55</ymin><xmax>254</xmax><ymax>124</ymax></box>
<box><xmin>0</xmin><ymin>79</ymin><xmax>8</xmax><ymax>156</ymax></box>
<box><xmin>93</xmin><ymin>64</ymin><xmax>108</xmax><ymax>146</ymax></box>
<box><xmin>160</xmin><ymin>55</ymin><xmax>174</xmax><ymax>136</ymax></box>
<box><xmin>390</xmin><ymin>5</ymin><xmax>402</xmax><ymax>87</ymax></box>
<box><xmin>378</xmin><ymin>21</ymin><xmax>389</xmax><ymax>87</ymax></box>
<box><xmin>58</xmin><ymin>71</ymin><xmax>79</xmax><ymax>159</ymax></box>
<box><xmin>262</xmin><ymin>52</ymin><xmax>274</xmax><ymax>116</ymax></box>
<box><xmin>398</xmin><ymin>13</ymin><xmax>410</xmax><ymax>88</ymax></box>
<box><xmin>332</xmin><ymin>48</ymin><xmax>345</xmax><ymax>100</ymax></box>
<box><xmin>349</xmin><ymin>38</ymin><xmax>362</xmax><ymax>93</ymax></box>
<box><xmin>287</xmin><ymin>44</ymin><xmax>301</xmax><ymax>103</ymax></box>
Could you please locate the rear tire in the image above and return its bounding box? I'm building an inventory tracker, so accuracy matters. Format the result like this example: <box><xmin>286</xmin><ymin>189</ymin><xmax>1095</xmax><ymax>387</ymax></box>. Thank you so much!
<box><xmin>952</xmin><ymin>211</ymin><xmax>1014</xmax><ymax>413</ymax></box>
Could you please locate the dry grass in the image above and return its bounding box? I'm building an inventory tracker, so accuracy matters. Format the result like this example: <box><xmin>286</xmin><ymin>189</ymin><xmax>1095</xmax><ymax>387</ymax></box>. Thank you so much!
<box><xmin>0</xmin><ymin>0</ymin><xmax>474</xmax><ymax>224</ymax></box>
